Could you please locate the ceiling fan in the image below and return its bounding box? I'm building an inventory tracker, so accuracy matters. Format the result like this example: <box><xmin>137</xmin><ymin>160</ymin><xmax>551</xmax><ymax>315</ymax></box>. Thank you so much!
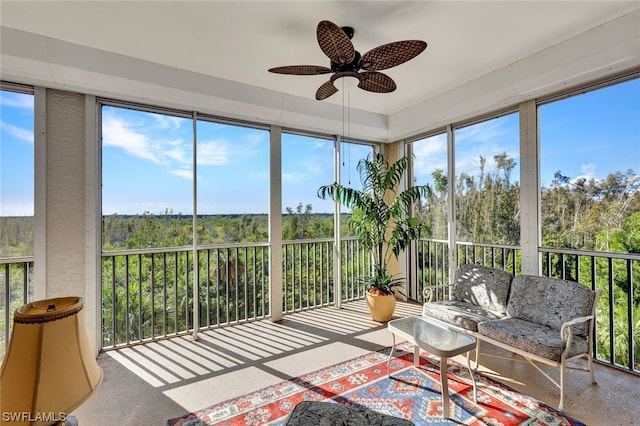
<box><xmin>268</xmin><ymin>20</ymin><xmax>427</xmax><ymax>100</ymax></box>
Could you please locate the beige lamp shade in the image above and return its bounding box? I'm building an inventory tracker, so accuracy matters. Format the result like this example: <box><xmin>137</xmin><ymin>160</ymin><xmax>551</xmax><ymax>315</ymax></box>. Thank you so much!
<box><xmin>0</xmin><ymin>297</ymin><xmax>103</xmax><ymax>426</ymax></box>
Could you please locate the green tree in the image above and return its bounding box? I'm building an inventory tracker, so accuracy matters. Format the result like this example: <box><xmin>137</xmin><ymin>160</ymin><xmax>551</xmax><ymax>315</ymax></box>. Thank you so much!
<box><xmin>318</xmin><ymin>153</ymin><xmax>431</xmax><ymax>296</ymax></box>
<box><xmin>284</xmin><ymin>203</ymin><xmax>314</xmax><ymax>240</ymax></box>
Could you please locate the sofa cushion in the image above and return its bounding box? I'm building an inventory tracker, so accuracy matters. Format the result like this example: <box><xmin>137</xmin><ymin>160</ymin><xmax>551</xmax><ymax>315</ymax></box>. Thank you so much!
<box><xmin>452</xmin><ymin>264</ymin><xmax>514</xmax><ymax>315</ymax></box>
<box><xmin>478</xmin><ymin>317</ymin><xmax>589</xmax><ymax>361</ymax></box>
<box><xmin>422</xmin><ymin>300</ymin><xmax>505</xmax><ymax>332</ymax></box>
<box><xmin>505</xmin><ymin>275</ymin><xmax>595</xmax><ymax>336</ymax></box>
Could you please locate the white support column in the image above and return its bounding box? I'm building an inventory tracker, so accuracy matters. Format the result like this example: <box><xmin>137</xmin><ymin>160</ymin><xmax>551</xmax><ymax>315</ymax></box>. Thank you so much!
<box><xmin>519</xmin><ymin>100</ymin><xmax>541</xmax><ymax>275</ymax></box>
<box><xmin>32</xmin><ymin>89</ymin><xmax>97</xmax><ymax>355</ymax></box>
<box><xmin>269</xmin><ymin>125</ymin><xmax>283</xmax><ymax>321</ymax></box>
<box><xmin>384</xmin><ymin>141</ymin><xmax>409</xmax><ymax>298</ymax></box>
<box><xmin>192</xmin><ymin>112</ymin><xmax>199</xmax><ymax>340</ymax></box>
<box><xmin>397</xmin><ymin>142</ymin><xmax>409</xmax><ymax>300</ymax></box>
<box><xmin>34</xmin><ymin>89</ymin><xmax>100</xmax><ymax>356</ymax></box>
<box><xmin>41</xmin><ymin>89</ymin><xmax>88</xmax><ymax>300</ymax></box>
<box><xmin>406</xmin><ymin>142</ymin><xmax>419</xmax><ymax>299</ymax></box>
<box><xmin>33</xmin><ymin>86</ymin><xmax>47</xmax><ymax>301</ymax></box>
<box><xmin>446</xmin><ymin>125</ymin><xmax>457</xmax><ymax>284</ymax></box>
<box><xmin>85</xmin><ymin>95</ymin><xmax>101</xmax><ymax>355</ymax></box>
<box><xmin>333</xmin><ymin>136</ymin><xmax>342</xmax><ymax>308</ymax></box>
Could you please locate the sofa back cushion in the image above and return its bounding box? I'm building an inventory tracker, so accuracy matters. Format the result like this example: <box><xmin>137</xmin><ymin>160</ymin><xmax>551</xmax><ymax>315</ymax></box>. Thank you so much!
<box><xmin>452</xmin><ymin>264</ymin><xmax>514</xmax><ymax>315</ymax></box>
<box><xmin>506</xmin><ymin>275</ymin><xmax>595</xmax><ymax>336</ymax></box>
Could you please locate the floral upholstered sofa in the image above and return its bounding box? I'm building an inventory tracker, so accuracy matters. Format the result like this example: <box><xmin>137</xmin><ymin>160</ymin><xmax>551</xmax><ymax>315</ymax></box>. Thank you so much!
<box><xmin>421</xmin><ymin>264</ymin><xmax>603</xmax><ymax>410</ymax></box>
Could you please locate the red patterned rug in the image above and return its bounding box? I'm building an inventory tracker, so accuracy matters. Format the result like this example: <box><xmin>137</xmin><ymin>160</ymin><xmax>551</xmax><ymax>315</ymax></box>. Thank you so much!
<box><xmin>167</xmin><ymin>342</ymin><xmax>585</xmax><ymax>425</ymax></box>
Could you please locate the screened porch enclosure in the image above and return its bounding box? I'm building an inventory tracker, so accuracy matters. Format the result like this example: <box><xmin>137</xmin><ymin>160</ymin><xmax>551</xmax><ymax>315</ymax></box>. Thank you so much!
<box><xmin>1</xmin><ymin>73</ymin><xmax>639</xmax><ymax>376</ymax></box>
<box><xmin>1</xmin><ymin>4</ymin><xmax>639</xmax><ymax>390</ymax></box>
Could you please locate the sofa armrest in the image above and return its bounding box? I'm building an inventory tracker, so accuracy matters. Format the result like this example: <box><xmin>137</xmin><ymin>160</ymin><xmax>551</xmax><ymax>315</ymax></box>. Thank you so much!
<box><xmin>560</xmin><ymin>315</ymin><xmax>593</xmax><ymax>342</ymax></box>
<box><xmin>423</xmin><ymin>284</ymin><xmax>453</xmax><ymax>303</ymax></box>
<box><xmin>559</xmin><ymin>288</ymin><xmax>603</xmax><ymax>341</ymax></box>
<box><xmin>558</xmin><ymin>314</ymin><xmax>594</xmax><ymax>361</ymax></box>
<box><xmin>559</xmin><ymin>288</ymin><xmax>602</xmax><ymax>359</ymax></box>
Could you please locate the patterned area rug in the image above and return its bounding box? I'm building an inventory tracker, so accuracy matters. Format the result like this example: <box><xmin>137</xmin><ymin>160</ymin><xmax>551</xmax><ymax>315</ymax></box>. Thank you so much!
<box><xmin>167</xmin><ymin>342</ymin><xmax>585</xmax><ymax>425</ymax></box>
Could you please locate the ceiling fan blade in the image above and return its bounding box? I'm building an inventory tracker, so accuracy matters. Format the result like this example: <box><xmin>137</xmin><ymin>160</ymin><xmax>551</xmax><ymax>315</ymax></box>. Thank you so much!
<box><xmin>358</xmin><ymin>72</ymin><xmax>396</xmax><ymax>93</ymax></box>
<box><xmin>360</xmin><ymin>40</ymin><xmax>427</xmax><ymax>71</ymax></box>
<box><xmin>268</xmin><ymin>65</ymin><xmax>332</xmax><ymax>75</ymax></box>
<box><xmin>317</xmin><ymin>20</ymin><xmax>355</xmax><ymax>65</ymax></box>
<box><xmin>316</xmin><ymin>80</ymin><xmax>339</xmax><ymax>100</ymax></box>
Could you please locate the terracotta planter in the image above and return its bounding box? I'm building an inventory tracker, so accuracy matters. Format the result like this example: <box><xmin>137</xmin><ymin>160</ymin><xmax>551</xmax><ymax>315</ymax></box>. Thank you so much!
<box><xmin>365</xmin><ymin>292</ymin><xmax>396</xmax><ymax>322</ymax></box>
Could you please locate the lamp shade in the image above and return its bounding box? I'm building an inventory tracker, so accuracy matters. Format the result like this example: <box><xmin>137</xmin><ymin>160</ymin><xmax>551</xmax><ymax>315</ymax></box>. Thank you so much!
<box><xmin>0</xmin><ymin>297</ymin><xmax>103</xmax><ymax>426</ymax></box>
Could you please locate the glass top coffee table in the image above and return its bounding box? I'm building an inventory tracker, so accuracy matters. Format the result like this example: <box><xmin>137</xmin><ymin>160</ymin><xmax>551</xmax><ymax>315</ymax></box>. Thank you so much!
<box><xmin>387</xmin><ymin>316</ymin><xmax>477</xmax><ymax>419</ymax></box>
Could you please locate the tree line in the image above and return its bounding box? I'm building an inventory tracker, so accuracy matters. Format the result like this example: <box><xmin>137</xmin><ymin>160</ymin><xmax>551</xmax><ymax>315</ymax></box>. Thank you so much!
<box><xmin>1</xmin><ymin>154</ymin><xmax>637</xmax><ymax>255</ymax></box>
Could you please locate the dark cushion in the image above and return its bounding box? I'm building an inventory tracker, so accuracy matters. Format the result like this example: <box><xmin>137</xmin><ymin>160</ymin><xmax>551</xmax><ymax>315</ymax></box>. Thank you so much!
<box><xmin>422</xmin><ymin>299</ymin><xmax>505</xmax><ymax>332</ymax></box>
<box><xmin>506</xmin><ymin>275</ymin><xmax>595</xmax><ymax>336</ymax></box>
<box><xmin>478</xmin><ymin>317</ymin><xmax>589</xmax><ymax>361</ymax></box>
<box><xmin>452</xmin><ymin>265</ymin><xmax>514</xmax><ymax>315</ymax></box>
<box><xmin>284</xmin><ymin>401</ymin><xmax>414</xmax><ymax>426</ymax></box>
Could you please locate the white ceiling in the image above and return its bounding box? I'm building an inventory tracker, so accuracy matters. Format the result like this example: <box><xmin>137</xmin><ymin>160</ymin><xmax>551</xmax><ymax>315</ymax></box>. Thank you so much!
<box><xmin>1</xmin><ymin>1</ymin><xmax>639</xmax><ymax>141</ymax></box>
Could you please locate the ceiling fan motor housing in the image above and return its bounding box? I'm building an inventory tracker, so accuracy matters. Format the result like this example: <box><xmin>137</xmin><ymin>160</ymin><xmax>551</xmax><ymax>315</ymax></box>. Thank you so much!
<box><xmin>341</xmin><ymin>26</ymin><xmax>355</xmax><ymax>39</ymax></box>
<box><xmin>331</xmin><ymin>51</ymin><xmax>362</xmax><ymax>73</ymax></box>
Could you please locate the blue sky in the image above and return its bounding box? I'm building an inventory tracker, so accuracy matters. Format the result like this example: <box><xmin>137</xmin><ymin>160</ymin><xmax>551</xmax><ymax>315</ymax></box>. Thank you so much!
<box><xmin>1</xmin><ymin>79</ymin><xmax>639</xmax><ymax>216</ymax></box>
<box><xmin>0</xmin><ymin>91</ymin><xmax>34</xmax><ymax>216</ymax></box>
<box><xmin>99</xmin><ymin>106</ymin><xmax>369</xmax><ymax>215</ymax></box>
<box><xmin>413</xmin><ymin>78</ymin><xmax>640</xmax><ymax>190</ymax></box>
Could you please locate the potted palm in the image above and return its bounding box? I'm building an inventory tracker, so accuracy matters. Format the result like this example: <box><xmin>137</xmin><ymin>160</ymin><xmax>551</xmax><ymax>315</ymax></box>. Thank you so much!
<box><xmin>318</xmin><ymin>153</ymin><xmax>431</xmax><ymax>321</ymax></box>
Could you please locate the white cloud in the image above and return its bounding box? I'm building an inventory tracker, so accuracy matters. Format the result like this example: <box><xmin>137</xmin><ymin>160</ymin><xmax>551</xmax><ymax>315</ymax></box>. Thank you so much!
<box><xmin>102</xmin><ymin>115</ymin><xmax>162</xmax><ymax>163</ymax></box>
<box><xmin>312</xmin><ymin>139</ymin><xmax>330</xmax><ymax>150</ymax></box>
<box><xmin>0</xmin><ymin>120</ymin><xmax>34</xmax><ymax>143</ymax></box>
<box><xmin>452</xmin><ymin>117</ymin><xmax>521</xmax><ymax>177</ymax></box>
<box><xmin>581</xmin><ymin>163</ymin><xmax>597</xmax><ymax>176</ymax></box>
<box><xmin>456</xmin><ymin>146</ymin><xmax>520</xmax><ymax>177</ymax></box>
<box><xmin>414</xmin><ymin>134</ymin><xmax>447</xmax><ymax>177</ymax></box>
<box><xmin>102</xmin><ymin>112</ymin><xmax>269</xmax><ymax>174</ymax></box>
<box><xmin>456</xmin><ymin>119</ymin><xmax>510</xmax><ymax>144</ymax></box>
<box><xmin>307</xmin><ymin>159</ymin><xmax>329</xmax><ymax>176</ymax></box>
<box><xmin>153</xmin><ymin>114</ymin><xmax>184</xmax><ymax>130</ymax></box>
<box><xmin>0</xmin><ymin>92</ymin><xmax>33</xmax><ymax>109</ymax></box>
<box><xmin>0</xmin><ymin>200</ymin><xmax>33</xmax><ymax>216</ymax></box>
<box><xmin>197</xmin><ymin>140</ymin><xmax>229</xmax><ymax>165</ymax></box>
<box><xmin>102</xmin><ymin>114</ymin><xmax>194</xmax><ymax>169</ymax></box>
<box><xmin>459</xmin><ymin>153</ymin><xmax>494</xmax><ymax>175</ymax></box>
<box><xmin>283</xmin><ymin>171</ymin><xmax>309</xmax><ymax>182</ymax></box>
<box><xmin>244</xmin><ymin>131</ymin><xmax>267</xmax><ymax>145</ymax></box>
<box><xmin>250</xmin><ymin>171</ymin><xmax>269</xmax><ymax>181</ymax></box>
<box><xmin>572</xmin><ymin>163</ymin><xmax>597</xmax><ymax>182</ymax></box>
<box><xmin>164</xmin><ymin>139</ymin><xmax>190</xmax><ymax>165</ymax></box>
<box><xmin>169</xmin><ymin>169</ymin><xmax>193</xmax><ymax>180</ymax></box>
<box><xmin>411</xmin><ymin>126</ymin><xmax>521</xmax><ymax>181</ymax></box>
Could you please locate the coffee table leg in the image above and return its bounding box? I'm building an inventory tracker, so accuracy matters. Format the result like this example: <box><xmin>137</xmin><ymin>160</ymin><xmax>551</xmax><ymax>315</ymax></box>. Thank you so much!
<box><xmin>387</xmin><ymin>334</ymin><xmax>396</xmax><ymax>378</ymax></box>
<box><xmin>440</xmin><ymin>356</ymin><xmax>450</xmax><ymax>419</ymax></box>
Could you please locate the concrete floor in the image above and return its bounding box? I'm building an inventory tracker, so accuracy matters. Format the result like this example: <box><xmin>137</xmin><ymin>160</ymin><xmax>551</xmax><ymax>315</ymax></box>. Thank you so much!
<box><xmin>72</xmin><ymin>300</ymin><xmax>640</xmax><ymax>425</ymax></box>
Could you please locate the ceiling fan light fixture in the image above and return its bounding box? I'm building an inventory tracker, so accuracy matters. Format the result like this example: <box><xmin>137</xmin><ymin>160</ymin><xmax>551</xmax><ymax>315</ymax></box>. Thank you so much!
<box><xmin>340</xmin><ymin>75</ymin><xmax>360</xmax><ymax>91</ymax></box>
<box><xmin>331</xmin><ymin>71</ymin><xmax>360</xmax><ymax>91</ymax></box>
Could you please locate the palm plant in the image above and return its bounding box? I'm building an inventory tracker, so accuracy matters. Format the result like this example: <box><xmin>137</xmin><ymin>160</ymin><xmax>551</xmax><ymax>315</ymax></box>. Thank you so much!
<box><xmin>318</xmin><ymin>153</ymin><xmax>431</xmax><ymax>296</ymax></box>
